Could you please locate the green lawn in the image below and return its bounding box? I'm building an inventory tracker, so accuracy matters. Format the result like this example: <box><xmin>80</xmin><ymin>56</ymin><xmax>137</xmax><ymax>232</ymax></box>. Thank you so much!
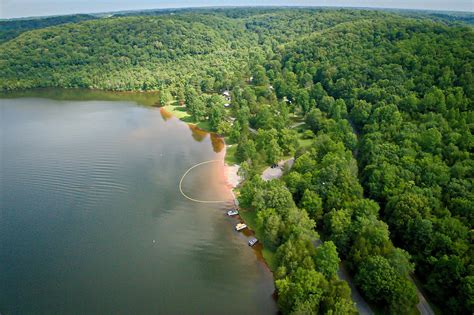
<box><xmin>295</xmin><ymin>123</ymin><xmax>314</xmax><ymax>149</ymax></box>
<box><xmin>196</xmin><ymin>121</ymin><xmax>211</xmax><ymax>131</ymax></box>
<box><xmin>162</xmin><ymin>102</ymin><xmax>213</xmax><ymax>132</ymax></box>
<box><xmin>254</xmin><ymin>160</ymin><xmax>271</xmax><ymax>175</ymax></box>
<box><xmin>298</xmin><ymin>138</ymin><xmax>313</xmax><ymax>148</ymax></box>
<box><xmin>239</xmin><ymin>209</ymin><xmax>278</xmax><ymax>271</ymax></box>
<box><xmin>262</xmin><ymin>248</ymin><xmax>277</xmax><ymax>272</ymax></box>
<box><xmin>162</xmin><ymin>102</ymin><xmax>190</xmax><ymax>120</ymax></box>
<box><xmin>293</xmin><ymin>122</ymin><xmax>307</xmax><ymax>132</ymax></box>
<box><xmin>225</xmin><ymin>145</ymin><xmax>238</xmax><ymax>165</ymax></box>
<box><xmin>239</xmin><ymin>209</ymin><xmax>257</xmax><ymax>230</ymax></box>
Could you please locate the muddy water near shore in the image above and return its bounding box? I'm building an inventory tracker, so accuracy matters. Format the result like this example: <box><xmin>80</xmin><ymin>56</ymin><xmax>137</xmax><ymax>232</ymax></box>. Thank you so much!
<box><xmin>0</xmin><ymin>90</ymin><xmax>277</xmax><ymax>314</ymax></box>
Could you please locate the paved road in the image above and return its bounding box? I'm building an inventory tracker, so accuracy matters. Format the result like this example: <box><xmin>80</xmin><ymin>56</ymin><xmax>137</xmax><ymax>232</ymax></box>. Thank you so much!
<box><xmin>410</xmin><ymin>276</ymin><xmax>435</xmax><ymax>315</ymax></box>
<box><xmin>417</xmin><ymin>293</ymin><xmax>434</xmax><ymax>315</ymax></box>
<box><xmin>312</xmin><ymin>240</ymin><xmax>374</xmax><ymax>315</ymax></box>
<box><xmin>258</xmin><ymin>142</ymin><xmax>431</xmax><ymax>315</ymax></box>
<box><xmin>261</xmin><ymin>158</ymin><xmax>375</xmax><ymax>314</ymax></box>
<box><xmin>337</xmin><ymin>264</ymin><xmax>374</xmax><ymax>315</ymax></box>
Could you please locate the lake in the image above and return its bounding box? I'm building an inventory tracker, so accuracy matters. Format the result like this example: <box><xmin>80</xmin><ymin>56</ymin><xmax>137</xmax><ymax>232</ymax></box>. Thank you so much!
<box><xmin>0</xmin><ymin>90</ymin><xmax>277</xmax><ymax>314</ymax></box>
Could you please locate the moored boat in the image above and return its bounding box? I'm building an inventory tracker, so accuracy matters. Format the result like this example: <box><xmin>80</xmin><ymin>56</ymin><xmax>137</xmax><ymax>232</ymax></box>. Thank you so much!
<box><xmin>248</xmin><ymin>238</ymin><xmax>258</xmax><ymax>246</ymax></box>
<box><xmin>235</xmin><ymin>223</ymin><xmax>247</xmax><ymax>231</ymax></box>
<box><xmin>227</xmin><ymin>209</ymin><xmax>239</xmax><ymax>216</ymax></box>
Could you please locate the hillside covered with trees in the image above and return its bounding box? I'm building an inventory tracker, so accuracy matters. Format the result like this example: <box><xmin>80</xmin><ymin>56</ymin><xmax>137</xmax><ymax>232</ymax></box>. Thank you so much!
<box><xmin>272</xmin><ymin>17</ymin><xmax>473</xmax><ymax>314</ymax></box>
<box><xmin>1</xmin><ymin>7</ymin><xmax>473</xmax><ymax>314</ymax></box>
<box><xmin>0</xmin><ymin>14</ymin><xmax>97</xmax><ymax>44</ymax></box>
<box><xmin>0</xmin><ymin>9</ymin><xmax>408</xmax><ymax>91</ymax></box>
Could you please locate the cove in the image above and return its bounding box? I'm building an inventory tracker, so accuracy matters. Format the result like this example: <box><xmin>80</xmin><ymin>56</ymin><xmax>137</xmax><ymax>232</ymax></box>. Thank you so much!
<box><xmin>0</xmin><ymin>89</ymin><xmax>277</xmax><ymax>314</ymax></box>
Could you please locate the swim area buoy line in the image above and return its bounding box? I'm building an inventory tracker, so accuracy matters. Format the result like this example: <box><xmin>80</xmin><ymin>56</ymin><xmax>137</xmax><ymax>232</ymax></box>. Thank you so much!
<box><xmin>178</xmin><ymin>159</ymin><xmax>229</xmax><ymax>203</ymax></box>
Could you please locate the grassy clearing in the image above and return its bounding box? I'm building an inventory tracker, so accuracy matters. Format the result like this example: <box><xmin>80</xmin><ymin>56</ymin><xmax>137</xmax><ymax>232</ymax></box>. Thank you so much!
<box><xmin>162</xmin><ymin>102</ymin><xmax>213</xmax><ymax>132</ymax></box>
<box><xmin>162</xmin><ymin>103</ymin><xmax>190</xmax><ymax>120</ymax></box>
<box><xmin>295</xmin><ymin>123</ymin><xmax>314</xmax><ymax>149</ymax></box>
<box><xmin>254</xmin><ymin>161</ymin><xmax>270</xmax><ymax>175</ymax></box>
<box><xmin>225</xmin><ymin>145</ymin><xmax>238</xmax><ymax>165</ymax></box>
<box><xmin>239</xmin><ymin>209</ymin><xmax>278</xmax><ymax>271</ymax></box>
<box><xmin>189</xmin><ymin>120</ymin><xmax>211</xmax><ymax>131</ymax></box>
<box><xmin>262</xmin><ymin>248</ymin><xmax>277</xmax><ymax>272</ymax></box>
<box><xmin>293</xmin><ymin>122</ymin><xmax>307</xmax><ymax>132</ymax></box>
<box><xmin>298</xmin><ymin>138</ymin><xmax>313</xmax><ymax>148</ymax></box>
<box><xmin>239</xmin><ymin>209</ymin><xmax>257</xmax><ymax>230</ymax></box>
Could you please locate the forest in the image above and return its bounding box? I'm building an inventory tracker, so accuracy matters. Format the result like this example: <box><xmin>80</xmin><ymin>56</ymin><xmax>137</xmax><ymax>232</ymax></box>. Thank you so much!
<box><xmin>1</xmin><ymin>7</ymin><xmax>473</xmax><ymax>314</ymax></box>
<box><xmin>0</xmin><ymin>14</ymin><xmax>97</xmax><ymax>44</ymax></box>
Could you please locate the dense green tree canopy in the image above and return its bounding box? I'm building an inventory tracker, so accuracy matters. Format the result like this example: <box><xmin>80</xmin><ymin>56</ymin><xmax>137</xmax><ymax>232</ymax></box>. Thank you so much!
<box><xmin>1</xmin><ymin>7</ymin><xmax>473</xmax><ymax>314</ymax></box>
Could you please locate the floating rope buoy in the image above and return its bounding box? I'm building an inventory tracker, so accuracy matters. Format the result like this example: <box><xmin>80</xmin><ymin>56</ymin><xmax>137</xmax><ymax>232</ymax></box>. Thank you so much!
<box><xmin>178</xmin><ymin>159</ymin><xmax>229</xmax><ymax>203</ymax></box>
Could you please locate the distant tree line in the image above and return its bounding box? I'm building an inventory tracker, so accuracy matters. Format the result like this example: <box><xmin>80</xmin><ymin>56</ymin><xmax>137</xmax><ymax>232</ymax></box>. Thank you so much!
<box><xmin>0</xmin><ymin>14</ymin><xmax>96</xmax><ymax>44</ymax></box>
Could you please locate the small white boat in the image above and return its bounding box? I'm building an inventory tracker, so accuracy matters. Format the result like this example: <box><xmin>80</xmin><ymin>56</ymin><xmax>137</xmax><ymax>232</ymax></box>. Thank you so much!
<box><xmin>248</xmin><ymin>238</ymin><xmax>258</xmax><ymax>246</ymax></box>
<box><xmin>227</xmin><ymin>209</ymin><xmax>239</xmax><ymax>216</ymax></box>
<box><xmin>235</xmin><ymin>223</ymin><xmax>247</xmax><ymax>231</ymax></box>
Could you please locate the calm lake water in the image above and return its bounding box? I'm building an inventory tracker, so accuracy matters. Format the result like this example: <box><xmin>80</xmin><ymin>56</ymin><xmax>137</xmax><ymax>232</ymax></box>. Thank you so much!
<box><xmin>0</xmin><ymin>90</ymin><xmax>277</xmax><ymax>314</ymax></box>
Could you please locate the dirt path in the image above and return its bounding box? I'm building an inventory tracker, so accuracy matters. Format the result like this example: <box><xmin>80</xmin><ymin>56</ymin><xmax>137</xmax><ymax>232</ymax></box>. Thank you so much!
<box><xmin>290</xmin><ymin>121</ymin><xmax>305</xmax><ymax>129</ymax></box>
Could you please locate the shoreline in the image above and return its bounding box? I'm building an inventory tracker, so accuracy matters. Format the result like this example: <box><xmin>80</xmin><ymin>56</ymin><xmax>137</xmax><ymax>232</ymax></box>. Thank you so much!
<box><xmin>160</xmin><ymin>102</ymin><xmax>276</xmax><ymax>274</ymax></box>
<box><xmin>174</xmin><ymin>114</ymin><xmax>277</xmax><ymax>274</ymax></box>
<box><xmin>4</xmin><ymin>88</ymin><xmax>277</xmax><ymax>275</ymax></box>
<box><xmin>222</xmin><ymin>142</ymin><xmax>278</xmax><ymax>274</ymax></box>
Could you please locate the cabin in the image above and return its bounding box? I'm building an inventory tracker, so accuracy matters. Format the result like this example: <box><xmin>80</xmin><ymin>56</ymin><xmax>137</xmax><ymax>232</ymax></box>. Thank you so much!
<box><xmin>222</xmin><ymin>90</ymin><xmax>232</xmax><ymax>102</ymax></box>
